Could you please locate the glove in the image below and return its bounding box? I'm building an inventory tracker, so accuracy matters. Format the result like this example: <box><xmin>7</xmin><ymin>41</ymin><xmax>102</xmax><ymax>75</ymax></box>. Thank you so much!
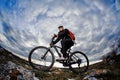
<box><xmin>52</xmin><ymin>34</ymin><xmax>57</xmax><ymax>38</ymax></box>
<box><xmin>54</xmin><ymin>34</ymin><xmax>57</xmax><ymax>37</ymax></box>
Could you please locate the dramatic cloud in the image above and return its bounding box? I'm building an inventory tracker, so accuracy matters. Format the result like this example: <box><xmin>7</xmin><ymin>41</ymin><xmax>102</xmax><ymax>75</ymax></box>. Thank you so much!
<box><xmin>0</xmin><ymin>0</ymin><xmax>120</xmax><ymax>65</ymax></box>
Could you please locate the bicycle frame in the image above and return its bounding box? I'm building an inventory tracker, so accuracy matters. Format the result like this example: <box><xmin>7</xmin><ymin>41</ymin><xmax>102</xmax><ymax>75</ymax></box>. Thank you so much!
<box><xmin>42</xmin><ymin>38</ymin><xmax>73</xmax><ymax>59</ymax></box>
<box><xmin>43</xmin><ymin>38</ymin><xmax>60</xmax><ymax>57</ymax></box>
<box><xmin>42</xmin><ymin>44</ymin><xmax>73</xmax><ymax>60</ymax></box>
<box><xmin>51</xmin><ymin>45</ymin><xmax>62</xmax><ymax>57</ymax></box>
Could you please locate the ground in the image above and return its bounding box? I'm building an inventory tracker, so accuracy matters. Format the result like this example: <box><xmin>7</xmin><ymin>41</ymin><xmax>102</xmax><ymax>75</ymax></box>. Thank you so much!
<box><xmin>0</xmin><ymin>48</ymin><xmax>120</xmax><ymax>80</ymax></box>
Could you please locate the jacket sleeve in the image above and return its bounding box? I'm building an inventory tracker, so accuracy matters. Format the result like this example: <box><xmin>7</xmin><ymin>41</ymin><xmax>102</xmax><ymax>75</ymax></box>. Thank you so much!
<box><xmin>53</xmin><ymin>37</ymin><xmax>61</xmax><ymax>44</ymax></box>
<box><xmin>52</xmin><ymin>33</ymin><xmax>61</xmax><ymax>44</ymax></box>
<box><xmin>53</xmin><ymin>29</ymin><xmax>68</xmax><ymax>44</ymax></box>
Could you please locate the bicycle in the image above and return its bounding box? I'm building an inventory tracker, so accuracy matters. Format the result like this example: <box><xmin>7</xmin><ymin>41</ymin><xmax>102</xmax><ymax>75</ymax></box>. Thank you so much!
<box><xmin>28</xmin><ymin>37</ymin><xmax>89</xmax><ymax>74</ymax></box>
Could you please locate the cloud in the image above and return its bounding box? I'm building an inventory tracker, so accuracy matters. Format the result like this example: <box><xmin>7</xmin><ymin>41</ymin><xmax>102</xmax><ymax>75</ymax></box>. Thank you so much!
<box><xmin>115</xmin><ymin>0</ymin><xmax>120</xmax><ymax>10</ymax></box>
<box><xmin>0</xmin><ymin>0</ymin><xmax>120</xmax><ymax>64</ymax></box>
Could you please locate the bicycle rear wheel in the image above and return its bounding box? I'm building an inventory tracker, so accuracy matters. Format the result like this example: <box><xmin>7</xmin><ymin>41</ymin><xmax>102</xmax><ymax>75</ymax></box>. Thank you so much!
<box><xmin>69</xmin><ymin>51</ymin><xmax>89</xmax><ymax>74</ymax></box>
<box><xmin>28</xmin><ymin>46</ymin><xmax>55</xmax><ymax>71</ymax></box>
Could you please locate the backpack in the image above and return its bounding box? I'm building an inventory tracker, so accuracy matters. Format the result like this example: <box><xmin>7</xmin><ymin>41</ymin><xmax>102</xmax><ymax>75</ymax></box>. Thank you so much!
<box><xmin>68</xmin><ymin>30</ymin><xmax>75</xmax><ymax>40</ymax></box>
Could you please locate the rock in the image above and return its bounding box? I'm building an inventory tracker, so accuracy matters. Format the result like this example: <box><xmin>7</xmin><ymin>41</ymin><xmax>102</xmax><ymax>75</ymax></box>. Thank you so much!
<box><xmin>17</xmin><ymin>66</ymin><xmax>39</xmax><ymax>80</ymax></box>
<box><xmin>17</xmin><ymin>75</ymin><xmax>24</xmax><ymax>80</ymax></box>
<box><xmin>83</xmin><ymin>75</ymin><xmax>98</xmax><ymax>80</ymax></box>
<box><xmin>8</xmin><ymin>54</ymin><xmax>14</xmax><ymax>58</ymax></box>
<box><xmin>0</xmin><ymin>56</ymin><xmax>5</xmax><ymax>62</ymax></box>
<box><xmin>83</xmin><ymin>69</ymin><xmax>110</xmax><ymax>80</ymax></box>
<box><xmin>90</xmin><ymin>69</ymin><xmax>96</xmax><ymax>76</ymax></box>
<box><xmin>23</xmin><ymin>70</ymin><xmax>34</xmax><ymax>80</ymax></box>
<box><xmin>10</xmin><ymin>68</ymin><xmax>22</xmax><ymax>80</ymax></box>
<box><xmin>34</xmin><ymin>76</ymin><xmax>39</xmax><ymax>80</ymax></box>
<box><xmin>7</xmin><ymin>61</ymin><xmax>16</xmax><ymax>69</ymax></box>
<box><xmin>0</xmin><ymin>76</ymin><xmax>3</xmax><ymax>80</ymax></box>
<box><xmin>96</xmin><ymin>69</ymin><xmax>110</xmax><ymax>75</ymax></box>
<box><xmin>0</xmin><ymin>61</ymin><xmax>39</xmax><ymax>80</ymax></box>
<box><xmin>17</xmin><ymin>66</ymin><xmax>26</xmax><ymax>74</ymax></box>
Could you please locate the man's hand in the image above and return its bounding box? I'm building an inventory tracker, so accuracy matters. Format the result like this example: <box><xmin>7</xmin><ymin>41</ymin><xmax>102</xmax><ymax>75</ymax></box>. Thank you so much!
<box><xmin>52</xmin><ymin>34</ymin><xmax>57</xmax><ymax>38</ymax></box>
<box><xmin>54</xmin><ymin>34</ymin><xmax>57</xmax><ymax>37</ymax></box>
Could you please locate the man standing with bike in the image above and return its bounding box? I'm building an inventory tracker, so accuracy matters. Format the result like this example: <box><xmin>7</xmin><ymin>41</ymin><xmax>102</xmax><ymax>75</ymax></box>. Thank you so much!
<box><xmin>51</xmin><ymin>26</ymin><xmax>75</xmax><ymax>60</ymax></box>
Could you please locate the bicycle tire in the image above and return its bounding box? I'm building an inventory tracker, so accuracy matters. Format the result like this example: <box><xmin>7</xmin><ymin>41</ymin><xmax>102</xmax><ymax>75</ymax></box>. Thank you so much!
<box><xmin>69</xmin><ymin>51</ymin><xmax>89</xmax><ymax>74</ymax></box>
<box><xmin>28</xmin><ymin>46</ymin><xmax>55</xmax><ymax>71</ymax></box>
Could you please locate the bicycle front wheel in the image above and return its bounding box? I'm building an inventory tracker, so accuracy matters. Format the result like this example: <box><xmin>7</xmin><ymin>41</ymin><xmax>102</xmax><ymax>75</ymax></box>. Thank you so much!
<box><xmin>69</xmin><ymin>51</ymin><xmax>89</xmax><ymax>74</ymax></box>
<box><xmin>28</xmin><ymin>46</ymin><xmax>55</xmax><ymax>71</ymax></box>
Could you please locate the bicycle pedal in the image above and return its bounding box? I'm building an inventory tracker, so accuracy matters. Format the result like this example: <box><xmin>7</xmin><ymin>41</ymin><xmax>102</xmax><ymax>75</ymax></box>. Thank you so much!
<box><xmin>56</xmin><ymin>58</ymin><xmax>68</xmax><ymax>61</ymax></box>
<box><xmin>56</xmin><ymin>60</ymin><xmax>68</xmax><ymax>64</ymax></box>
<box><xmin>56</xmin><ymin>59</ymin><xmax>64</xmax><ymax>62</ymax></box>
<box><xmin>56</xmin><ymin>59</ymin><xmax>64</xmax><ymax>61</ymax></box>
<box><xmin>63</xmin><ymin>64</ymin><xmax>69</xmax><ymax>67</ymax></box>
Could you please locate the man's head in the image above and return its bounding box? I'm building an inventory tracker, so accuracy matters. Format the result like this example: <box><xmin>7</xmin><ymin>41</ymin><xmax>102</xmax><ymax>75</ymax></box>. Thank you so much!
<box><xmin>58</xmin><ymin>26</ymin><xmax>64</xmax><ymax>31</ymax></box>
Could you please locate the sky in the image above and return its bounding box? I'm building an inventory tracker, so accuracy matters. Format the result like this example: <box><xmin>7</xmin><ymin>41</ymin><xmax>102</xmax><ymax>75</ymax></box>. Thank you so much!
<box><xmin>0</xmin><ymin>0</ymin><xmax>120</xmax><ymax>65</ymax></box>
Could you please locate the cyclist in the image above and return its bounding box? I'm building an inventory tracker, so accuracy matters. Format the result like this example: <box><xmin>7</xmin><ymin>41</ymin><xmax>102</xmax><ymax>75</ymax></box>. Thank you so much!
<box><xmin>51</xmin><ymin>26</ymin><xmax>75</xmax><ymax>60</ymax></box>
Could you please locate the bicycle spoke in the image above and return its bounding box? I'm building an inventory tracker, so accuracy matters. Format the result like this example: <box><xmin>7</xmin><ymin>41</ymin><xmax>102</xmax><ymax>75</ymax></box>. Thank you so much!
<box><xmin>29</xmin><ymin>46</ymin><xmax>55</xmax><ymax>71</ymax></box>
<box><xmin>69</xmin><ymin>51</ymin><xmax>89</xmax><ymax>74</ymax></box>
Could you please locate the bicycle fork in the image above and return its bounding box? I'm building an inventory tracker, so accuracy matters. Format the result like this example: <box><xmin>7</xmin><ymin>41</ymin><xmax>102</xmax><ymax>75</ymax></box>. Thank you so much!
<box><xmin>41</xmin><ymin>49</ymin><xmax>50</xmax><ymax>60</ymax></box>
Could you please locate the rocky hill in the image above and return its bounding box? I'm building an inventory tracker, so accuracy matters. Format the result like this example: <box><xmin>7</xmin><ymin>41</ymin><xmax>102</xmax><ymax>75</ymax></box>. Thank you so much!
<box><xmin>0</xmin><ymin>48</ymin><xmax>120</xmax><ymax>80</ymax></box>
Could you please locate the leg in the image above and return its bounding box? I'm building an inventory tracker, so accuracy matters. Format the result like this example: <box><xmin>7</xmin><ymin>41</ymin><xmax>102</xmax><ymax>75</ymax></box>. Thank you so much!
<box><xmin>61</xmin><ymin>40</ymin><xmax>68</xmax><ymax>58</ymax></box>
<box><xmin>61</xmin><ymin>39</ymin><xmax>74</xmax><ymax>58</ymax></box>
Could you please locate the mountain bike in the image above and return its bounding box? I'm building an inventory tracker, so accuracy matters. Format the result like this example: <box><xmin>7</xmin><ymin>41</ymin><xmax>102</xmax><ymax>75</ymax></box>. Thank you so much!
<box><xmin>28</xmin><ymin>38</ymin><xmax>89</xmax><ymax>74</ymax></box>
